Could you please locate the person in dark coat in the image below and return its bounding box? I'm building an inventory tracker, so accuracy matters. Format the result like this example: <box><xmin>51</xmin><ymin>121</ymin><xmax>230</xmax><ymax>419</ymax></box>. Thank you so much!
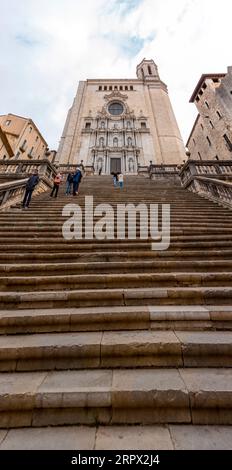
<box><xmin>66</xmin><ymin>173</ymin><xmax>73</xmax><ymax>195</ymax></box>
<box><xmin>73</xmin><ymin>167</ymin><xmax>82</xmax><ymax>196</ymax></box>
<box><xmin>22</xmin><ymin>170</ymin><xmax>39</xmax><ymax>209</ymax></box>
<box><xmin>111</xmin><ymin>172</ymin><xmax>118</xmax><ymax>187</ymax></box>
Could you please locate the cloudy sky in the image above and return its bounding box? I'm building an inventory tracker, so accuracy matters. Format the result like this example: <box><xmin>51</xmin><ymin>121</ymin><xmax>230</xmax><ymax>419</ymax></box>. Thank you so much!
<box><xmin>1</xmin><ymin>0</ymin><xmax>231</xmax><ymax>149</ymax></box>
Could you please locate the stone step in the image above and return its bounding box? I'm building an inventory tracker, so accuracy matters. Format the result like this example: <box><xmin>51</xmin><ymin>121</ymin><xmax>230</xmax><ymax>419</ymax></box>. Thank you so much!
<box><xmin>2</xmin><ymin>234</ymin><xmax>232</xmax><ymax>243</ymax></box>
<box><xmin>0</xmin><ymin>250</ymin><xmax>231</xmax><ymax>264</ymax></box>
<box><xmin>2</xmin><ymin>224</ymin><xmax>232</xmax><ymax>232</ymax></box>
<box><xmin>0</xmin><ymin>330</ymin><xmax>232</xmax><ymax>372</ymax></box>
<box><xmin>8</xmin><ymin>208</ymin><xmax>231</xmax><ymax>216</ymax></box>
<box><xmin>0</xmin><ymin>424</ymin><xmax>231</xmax><ymax>450</ymax></box>
<box><xmin>1</xmin><ymin>259</ymin><xmax>232</xmax><ymax>276</ymax></box>
<box><xmin>0</xmin><ymin>367</ymin><xmax>232</xmax><ymax>427</ymax></box>
<box><xmin>0</xmin><ymin>305</ymin><xmax>231</xmax><ymax>335</ymax></box>
<box><xmin>2</xmin><ymin>212</ymin><xmax>232</xmax><ymax>219</ymax></box>
<box><xmin>1</xmin><ymin>272</ymin><xmax>232</xmax><ymax>291</ymax></box>
<box><xmin>1</xmin><ymin>241</ymin><xmax>232</xmax><ymax>253</ymax></box>
<box><xmin>15</xmin><ymin>203</ymin><xmax>228</xmax><ymax>210</ymax></box>
<box><xmin>1</xmin><ymin>287</ymin><xmax>232</xmax><ymax>309</ymax></box>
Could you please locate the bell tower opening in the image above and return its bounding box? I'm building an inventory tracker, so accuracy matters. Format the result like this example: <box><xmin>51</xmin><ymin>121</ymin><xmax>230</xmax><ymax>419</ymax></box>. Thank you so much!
<box><xmin>136</xmin><ymin>58</ymin><xmax>160</xmax><ymax>81</ymax></box>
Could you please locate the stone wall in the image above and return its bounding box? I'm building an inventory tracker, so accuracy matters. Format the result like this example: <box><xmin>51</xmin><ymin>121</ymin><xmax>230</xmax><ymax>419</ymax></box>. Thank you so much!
<box><xmin>187</xmin><ymin>69</ymin><xmax>232</xmax><ymax>161</ymax></box>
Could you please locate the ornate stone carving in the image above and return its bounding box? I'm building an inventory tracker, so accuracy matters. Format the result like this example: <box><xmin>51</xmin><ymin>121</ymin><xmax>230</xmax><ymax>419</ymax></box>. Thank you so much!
<box><xmin>104</xmin><ymin>90</ymin><xmax>128</xmax><ymax>102</ymax></box>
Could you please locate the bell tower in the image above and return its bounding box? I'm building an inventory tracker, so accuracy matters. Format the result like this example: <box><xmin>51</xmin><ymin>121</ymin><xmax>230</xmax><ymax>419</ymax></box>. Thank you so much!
<box><xmin>136</xmin><ymin>58</ymin><xmax>160</xmax><ymax>81</ymax></box>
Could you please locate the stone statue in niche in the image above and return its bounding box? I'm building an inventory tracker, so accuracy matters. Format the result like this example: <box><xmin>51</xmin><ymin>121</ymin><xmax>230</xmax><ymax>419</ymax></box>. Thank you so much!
<box><xmin>129</xmin><ymin>159</ymin><xmax>135</xmax><ymax>173</ymax></box>
<box><xmin>97</xmin><ymin>158</ymin><xmax>103</xmax><ymax>172</ymax></box>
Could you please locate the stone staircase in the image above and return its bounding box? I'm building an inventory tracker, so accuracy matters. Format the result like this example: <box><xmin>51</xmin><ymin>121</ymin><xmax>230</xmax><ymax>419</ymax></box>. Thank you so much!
<box><xmin>0</xmin><ymin>175</ymin><xmax>232</xmax><ymax>450</ymax></box>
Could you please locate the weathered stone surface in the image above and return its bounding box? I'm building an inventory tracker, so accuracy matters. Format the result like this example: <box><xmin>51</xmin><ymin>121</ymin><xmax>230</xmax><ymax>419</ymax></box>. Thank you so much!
<box><xmin>0</xmin><ymin>426</ymin><xmax>96</xmax><ymax>450</ymax></box>
<box><xmin>36</xmin><ymin>370</ymin><xmax>112</xmax><ymax>408</ymax></box>
<box><xmin>0</xmin><ymin>430</ymin><xmax>8</xmax><ymax>446</ymax></box>
<box><xmin>0</xmin><ymin>372</ymin><xmax>46</xmax><ymax>410</ymax></box>
<box><xmin>95</xmin><ymin>425</ymin><xmax>174</xmax><ymax>450</ymax></box>
<box><xmin>149</xmin><ymin>305</ymin><xmax>210</xmax><ymax>321</ymax></box>
<box><xmin>112</xmin><ymin>369</ymin><xmax>189</xmax><ymax>409</ymax></box>
<box><xmin>170</xmin><ymin>425</ymin><xmax>232</xmax><ymax>450</ymax></box>
<box><xmin>101</xmin><ymin>331</ymin><xmax>182</xmax><ymax>367</ymax></box>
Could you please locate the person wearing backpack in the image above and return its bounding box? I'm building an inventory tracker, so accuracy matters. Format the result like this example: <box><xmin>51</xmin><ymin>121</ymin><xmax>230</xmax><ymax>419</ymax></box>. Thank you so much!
<box><xmin>50</xmin><ymin>172</ymin><xmax>62</xmax><ymax>198</ymax></box>
<box><xmin>22</xmin><ymin>169</ymin><xmax>39</xmax><ymax>209</ymax></box>
<box><xmin>66</xmin><ymin>172</ymin><xmax>73</xmax><ymax>195</ymax></box>
<box><xmin>73</xmin><ymin>167</ymin><xmax>82</xmax><ymax>196</ymax></box>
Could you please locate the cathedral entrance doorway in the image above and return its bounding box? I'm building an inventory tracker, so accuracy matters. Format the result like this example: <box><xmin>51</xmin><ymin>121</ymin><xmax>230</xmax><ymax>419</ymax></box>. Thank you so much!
<box><xmin>110</xmin><ymin>158</ymin><xmax>121</xmax><ymax>174</ymax></box>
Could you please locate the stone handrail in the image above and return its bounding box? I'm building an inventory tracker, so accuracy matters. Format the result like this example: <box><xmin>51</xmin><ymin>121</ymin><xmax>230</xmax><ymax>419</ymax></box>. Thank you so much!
<box><xmin>0</xmin><ymin>159</ymin><xmax>57</xmax><ymax>211</ymax></box>
<box><xmin>180</xmin><ymin>159</ymin><xmax>232</xmax><ymax>188</ymax></box>
<box><xmin>0</xmin><ymin>178</ymin><xmax>28</xmax><ymax>210</ymax></box>
<box><xmin>0</xmin><ymin>159</ymin><xmax>57</xmax><ymax>180</ymax></box>
<box><xmin>138</xmin><ymin>165</ymin><xmax>149</xmax><ymax>177</ymax></box>
<box><xmin>58</xmin><ymin>164</ymin><xmax>94</xmax><ymax>176</ymax></box>
<box><xmin>138</xmin><ymin>164</ymin><xmax>181</xmax><ymax>179</ymax></box>
<box><xmin>186</xmin><ymin>176</ymin><xmax>232</xmax><ymax>209</ymax></box>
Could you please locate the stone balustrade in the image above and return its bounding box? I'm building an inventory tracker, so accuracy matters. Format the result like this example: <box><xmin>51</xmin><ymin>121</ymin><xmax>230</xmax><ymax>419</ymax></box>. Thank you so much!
<box><xmin>180</xmin><ymin>159</ymin><xmax>232</xmax><ymax>187</ymax></box>
<box><xmin>58</xmin><ymin>164</ymin><xmax>94</xmax><ymax>176</ymax></box>
<box><xmin>0</xmin><ymin>159</ymin><xmax>57</xmax><ymax>211</ymax></box>
<box><xmin>148</xmin><ymin>164</ymin><xmax>181</xmax><ymax>184</ymax></box>
<box><xmin>180</xmin><ymin>160</ymin><xmax>232</xmax><ymax>208</ymax></box>
<box><xmin>188</xmin><ymin>176</ymin><xmax>232</xmax><ymax>209</ymax></box>
<box><xmin>0</xmin><ymin>159</ymin><xmax>57</xmax><ymax>180</ymax></box>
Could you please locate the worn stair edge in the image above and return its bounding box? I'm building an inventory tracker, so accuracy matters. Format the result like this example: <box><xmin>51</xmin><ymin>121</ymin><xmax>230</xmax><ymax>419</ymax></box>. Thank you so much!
<box><xmin>0</xmin><ymin>305</ymin><xmax>231</xmax><ymax>334</ymax></box>
<box><xmin>0</xmin><ymin>368</ymin><xmax>232</xmax><ymax>427</ymax></box>
<box><xmin>0</xmin><ymin>330</ymin><xmax>232</xmax><ymax>372</ymax></box>
<box><xmin>1</xmin><ymin>287</ymin><xmax>232</xmax><ymax>309</ymax></box>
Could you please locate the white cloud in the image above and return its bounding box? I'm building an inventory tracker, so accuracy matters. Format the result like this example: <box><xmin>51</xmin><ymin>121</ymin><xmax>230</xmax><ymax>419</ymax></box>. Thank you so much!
<box><xmin>0</xmin><ymin>0</ymin><xmax>231</xmax><ymax>149</ymax></box>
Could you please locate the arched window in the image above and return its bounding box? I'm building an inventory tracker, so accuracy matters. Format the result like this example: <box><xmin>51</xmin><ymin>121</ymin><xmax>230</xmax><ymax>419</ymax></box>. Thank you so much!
<box><xmin>127</xmin><ymin>137</ymin><xmax>132</xmax><ymax>147</ymax></box>
<box><xmin>113</xmin><ymin>137</ymin><xmax>118</xmax><ymax>147</ymax></box>
<box><xmin>99</xmin><ymin>137</ymin><xmax>104</xmax><ymax>147</ymax></box>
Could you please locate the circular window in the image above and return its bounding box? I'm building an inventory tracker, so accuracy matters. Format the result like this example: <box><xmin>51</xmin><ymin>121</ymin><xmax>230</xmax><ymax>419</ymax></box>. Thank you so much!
<box><xmin>108</xmin><ymin>102</ymin><xmax>124</xmax><ymax>116</ymax></box>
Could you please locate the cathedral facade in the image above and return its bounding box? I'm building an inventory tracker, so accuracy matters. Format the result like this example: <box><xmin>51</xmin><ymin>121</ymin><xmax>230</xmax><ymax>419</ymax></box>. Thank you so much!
<box><xmin>56</xmin><ymin>59</ymin><xmax>185</xmax><ymax>173</ymax></box>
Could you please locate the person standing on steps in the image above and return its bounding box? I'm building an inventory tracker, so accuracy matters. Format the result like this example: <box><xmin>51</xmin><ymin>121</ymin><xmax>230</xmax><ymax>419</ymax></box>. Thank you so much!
<box><xmin>50</xmin><ymin>172</ymin><xmax>62</xmax><ymax>198</ymax></box>
<box><xmin>22</xmin><ymin>169</ymin><xmax>39</xmax><ymax>209</ymax></box>
<box><xmin>118</xmin><ymin>173</ymin><xmax>124</xmax><ymax>189</ymax></box>
<box><xmin>66</xmin><ymin>172</ymin><xmax>73</xmax><ymax>195</ymax></box>
<box><xmin>80</xmin><ymin>160</ymin><xmax>85</xmax><ymax>174</ymax></box>
<box><xmin>111</xmin><ymin>172</ymin><xmax>118</xmax><ymax>187</ymax></box>
<box><xmin>73</xmin><ymin>167</ymin><xmax>82</xmax><ymax>196</ymax></box>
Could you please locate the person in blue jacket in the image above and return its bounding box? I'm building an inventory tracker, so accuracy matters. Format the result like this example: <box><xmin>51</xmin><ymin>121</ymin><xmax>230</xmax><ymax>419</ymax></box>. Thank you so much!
<box><xmin>73</xmin><ymin>167</ymin><xmax>82</xmax><ymax>196</ymax></box>
<box><xmin>22</xmin><ymin>170</ymin><xmax>39</xmax><ymax>209</ymax></box>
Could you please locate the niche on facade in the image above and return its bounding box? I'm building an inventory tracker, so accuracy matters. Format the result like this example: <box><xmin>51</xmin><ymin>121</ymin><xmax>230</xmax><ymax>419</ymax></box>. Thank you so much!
<box><xmin>128</xmin><ymin>158</ymin><xmax>135</xmax><ymax>173</ymax></box>
<box><xmin>113</xmin><ymin>137</ymin><xmax>118</xmax><ymax>147</ymax></box>
<box><xmin>96</xmin><ymin>157</ymin><xmax>103</xmax><ymax>172</ymax></box>
<box><xmin>99</xmin><ymin>137</ymin><xmax>104</xmax><ymax>147</ymax></box>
